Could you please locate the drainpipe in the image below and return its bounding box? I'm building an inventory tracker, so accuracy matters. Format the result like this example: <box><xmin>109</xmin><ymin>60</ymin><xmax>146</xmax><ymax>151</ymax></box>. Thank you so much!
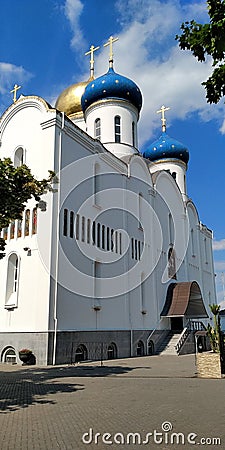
<box><xmin>53</xmin><ymin>112</ymin><xmax>64</xmax><ymax>365</ymax></box>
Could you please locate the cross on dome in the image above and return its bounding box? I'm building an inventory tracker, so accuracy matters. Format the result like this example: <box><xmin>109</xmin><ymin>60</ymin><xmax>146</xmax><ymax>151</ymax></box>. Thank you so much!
<box><xmin>85</xmin><ymin>44</ymin><xmax>100</xmax><ymax>79</ymax></box>
<box><xmin>104</xmin><ymin>36</ymin><xmax>119</xmax><ymax>68</ymax></box>
<box><xmin>157</xmin><ymin>105</ymin><xmax>170</xmax><ymax>132</ymax></box>
<box><xmin>10</xmin><ymin>84</ymin><xmax>22</xmax><ymax>103</ymax></box>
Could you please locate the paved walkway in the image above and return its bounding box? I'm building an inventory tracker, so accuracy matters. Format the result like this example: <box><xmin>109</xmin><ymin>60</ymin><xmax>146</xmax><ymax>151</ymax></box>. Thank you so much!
<box><xmin>0</xmin><ymin>355</ymin><xmax>224</xmax><ymax>449</ymax></box>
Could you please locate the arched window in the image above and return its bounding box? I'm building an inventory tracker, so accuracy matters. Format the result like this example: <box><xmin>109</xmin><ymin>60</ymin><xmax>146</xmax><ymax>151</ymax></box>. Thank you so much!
<box><xmin>17</xmin><ymin>219</ymin><xmax>22</xmax><ymax>238</ymax></box>
<box><xmin>76</xmin><ymin>214</ymin><xmax>80</xmax><ymax>240</ymax></box>
<box><xmin>75</xmin><ymin>344</ymin><xmax>88</xmax><ymax>363</ymax></box>
<box><xmin>24</xmin><ymin>210</ymin><xmax>30</xmax><ymax>236</ymax></box>
<box><xmin>107</xmin><ymin>343</ymin><xmax>117</xmax><ymax>360</ymax></box>
<box><xmin>93</xmin><ymin>163</ymin><xmax>101</xmax><ymax>206</ymax></box>
<box><xmin>3</xmin><ymin>227</ymin><xmax>8</xmax><ymax>241</ymax></box>
<box><xmin>63</xmin><ymin>209</ymin><xmax>68</xmax><ymax>236</ymax></box>
<box><xmin>14</xmin><ymin>147</ymin><xmax>25</xmax><ymax>168</ymax></box>
<box><xmin>168</xmin><ymin>213</ymin><xmax>173</xmax><ymax>244</ymax></box>
<box><xmin>10</xmin><ymin>221</ymin><xmax>15</xmax><ymax>239</ymax></box>
<box><xmin>5</xmin><ymin>253</ymin><xmax>19</xmax><ymax>308</ymax></box>
<box><xmin>168</xmin><ymin>247</ymin><xmax>177</xmax><ymax>280</ymax></box>
<box><xmin>87</xmin><ymin>218</ymin><xmax>91</xmax><ymax>244</ymax></box>
<box><xmin>32</xmin><ymin>208</ymin><xmax>37</xmax><ymax>235</ymax></box>
<box><xmin>81</xmin><ymin>216</ymin><xmax>85</xmax><ymax>242</ymax></box>
<box><xmin>1</xmin><ymin>347</ymin><xmax>17</xmax><ymax>364</ymax></box>
<box><xmin>94</xmin><ymin>118</ymin><xmax>101</xmax><ymax>140</ymax></box>
<box><xmin>148</xmin><ymin>340</ymin><xmax>154</xmax><ymax>356</ymax></box>
<box><xmin>191</xmin><ymin>228</ymin><xmax>195</xmax><ymax>256</ymax></box>
<box><xmin>114</xmin><ymin>116</ymin><xmax>121</xmax><ymax>143</ymax></box>
<box><xmin>137</xmin><ymin>340</ymin><xmax>145</xmax><ymax>356</ymax></box>
<box><xmin>138</xmin><ymin>193</ymin><xmax>143</xmax><ymax>228</ymax></box>
<box><xmin>132</xmin><ymin>121</ymin><xmax>136</xmax><ymax>147</ymax></box>
<box><xmin>70</xmin><ymin>211</ymin><xmax>74</xmax><ymax>238</ymax></box>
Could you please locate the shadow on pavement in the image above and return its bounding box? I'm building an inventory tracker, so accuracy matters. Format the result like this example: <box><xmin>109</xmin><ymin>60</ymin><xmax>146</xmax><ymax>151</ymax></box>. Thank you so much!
<box><xmin>0</xmin><ymin>363</ymin><xmax>137</xmax><ymax>413</ymax></box>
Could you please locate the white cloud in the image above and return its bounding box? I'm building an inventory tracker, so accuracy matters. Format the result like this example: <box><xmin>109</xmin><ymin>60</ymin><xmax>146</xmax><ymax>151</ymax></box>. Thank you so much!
<box><xmin>214</xmin><ymin>261</ymin><xmax>225</xmax><ymax>272</ymax></box>
<box><xmin>213</xmin><ymin>239</ymin><xmax>225</xmax><ymax>251</ymax></box>
<box><xmin>93</xmin><ymin>0</ymin><xmax>224</xmax><ymax>148</ymax></box>
<box><xmin>0</xmin><ymin>63</ymin><xmax>33</xmax><ymax>112</ymax></box>
<box><xmin>64</xmin><ymin>0</ymin><xmax>86</xmax><ymax>51</ymax></box>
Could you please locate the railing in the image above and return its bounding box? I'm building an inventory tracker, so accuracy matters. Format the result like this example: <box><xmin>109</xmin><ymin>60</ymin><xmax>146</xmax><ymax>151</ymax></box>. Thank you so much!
<box><xmin>175</xmin><ymin>320</ymin><xmax>206</xmax><ymax>354</ymax></box>
<box><xmin>175</xmin><ymin>327</ymin><xmax>190</xmax><ymax>354</ymax></box>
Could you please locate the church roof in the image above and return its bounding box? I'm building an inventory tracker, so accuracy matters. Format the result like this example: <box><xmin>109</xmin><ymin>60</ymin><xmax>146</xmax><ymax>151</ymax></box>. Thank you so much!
<box><xmin>81</xmin><ymin>67</ymin><xmax>142</xmax><ymax>113</ymax></box>
<box><xmin>143</xmin><ymin>131</ymin><xmax>189</xmax><ymax>164</ymax></box>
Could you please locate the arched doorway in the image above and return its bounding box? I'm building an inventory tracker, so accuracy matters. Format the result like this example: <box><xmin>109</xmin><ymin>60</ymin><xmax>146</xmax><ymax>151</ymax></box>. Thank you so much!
<box><xmin>2</xmin><ymin>347</ymin><xmax>17</xmax><ymax>364</ymax></box>
<box><xmin>137</xmin><ymin>340</ymin><xmax>145</xmax><ymax>356</ymax></box>
<box><xmin>147</xmin><ymin>340</ymin><xmax>154</xmax><ymax>355</ymax></box>
<box><xmin>75</xmin><ymin>344</ymin><xmax>88</xmax><ymax>363</ymax></box>
<box><xmin>107</xmin><ymin>343</ymin><xmax>117</xmax><ymax>360</ymax></box>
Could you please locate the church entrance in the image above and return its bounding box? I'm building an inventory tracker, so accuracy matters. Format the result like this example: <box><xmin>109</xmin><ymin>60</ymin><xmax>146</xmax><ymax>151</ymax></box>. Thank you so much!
<box><xmin>170</xmin><ymin>317</ymin><xmax>183</xmax><ymax>332</ymax></box>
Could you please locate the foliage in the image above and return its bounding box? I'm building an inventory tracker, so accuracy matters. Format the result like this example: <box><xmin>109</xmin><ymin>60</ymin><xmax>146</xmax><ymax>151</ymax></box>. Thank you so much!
<box><xmin>207</xmin><ymin>303</ymin><xmax>221</xmax><ymax>352</ymax></box>
<box><xmin>0</xmin><ymin>158</ymin><xmax>55</xmax><ymax>259</ymax></box>
<box><xmin>19</xmin><ymin>349</ymin><xmax>32</xmax><ymax>354</ymax></box>
<box><xmin>176</xmin><ymin>0</ymin><xmax>225</xmax><ymax>103</ymax></box>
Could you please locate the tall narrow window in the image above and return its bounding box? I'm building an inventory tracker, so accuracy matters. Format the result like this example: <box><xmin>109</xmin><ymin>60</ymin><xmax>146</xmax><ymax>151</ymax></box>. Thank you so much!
<box><xmin>138</xmin><ymin>193</ymin><xmax>143</xmax><ymax>228</ymax></box>
<box><xmin>119</xmin><ymin>232</ymin><xmax>122</xmax><ymax>255</ymax></box>
<box><xmin>102</xmin><ymin>225</ymin><xmax>105</xmax><ymax>250</ymax></box>
<box><xmin>24</xmin><ymin>210</ymin><xmax>30</xmax><ymax>236</ymax></box>
<box><xmin>87</xmin><ymin>219</ymin><xmax>91</xmax><ymax>244</ymax></box>
<box><xmin>115</xmin><ymin>231</ymin><xmax>118</xmax><ymax>253</ymax></box>
<box><xmin>97</xmin><ymin>223</ymin><xmax>101</xmax><ymax>248</ymax></box>
<box><xmin>168</xmin><ymin>247</ymin><xmax>177</xmax><ymax>280</ymax></box>
<box><xmin>81</xmin><ymin>216</ymin><xmax>85</xmax><ymax>242</ymax></box>
<box><xmin>75</xmin><ymin>214</ymin><xmax>80</xmax><ymax>240</ymax></box>
<box><xmin>95</xmin><ymin>118</ymin><xmax>101</xmax><ymax>140</ymax></box>
<box><xmin>63</xmin><ymin>209</ymin><xmax>68</xmax><ymax>236</ymax></box>
<box><xmin>14</xmin><ymin>147</ymin><xmax>24</xmax><ymax>168</ymax></box>
<box><xmin>17</xmin><ymin>219</ymin><xmax>22</xmax><ymax>238</ymax></box>
<box><xmin>106</xmin><ymin>226</ymin><xmax>110</xmax><ymax>251</ymax></box>
<box><xmin>93</xmin><ymin>163</ymin><xmax>101</xmax><ymax>206</ymax></box>
<box><xmin>132</xmin><ymin>121</ymin><xmax>135</xmax><ymax>147</ymax></box>
<box><xmin>131</xmin><ymin>238</ymin><xmax>134</xmax><ymax>259</ymax></box>
<box><xmin>114</xmin><ymin>116</ymin><xmax>121</xmax><ymax>143</ymax></box>
<box><xmin>70</xmin><ymin>211</ymin><xmax>74</xmax><ymax>238</ymax></box>
<box><xmin>204</xmin><ymin>238</ymin><xmax>208</xmax><ymax>263</ymax></box>
<box><xmin>10</xmin><ymin>221</ymin><xmax>15</xmax><ymax>239</ymax></box>
<box><xmin>3</xmin><ymin>227</ymin><xmax>8</xmax><ymax>241</ymax></box>
<box><xmin>32</xmin><ymin>208</ymin><xmax>37</xmax><ymax>235</ymax></box>
<box><xmin>5</xmin><ymin>253</ymin><xmax>19</xmax><ymax>308</ymax></box>
<box><xmin>168</xmin><ymin>213</ymin><xmax>173</xmax><ymax>244</ymax></box>
<box><xmin>191</xmin><ymin>229</ymin><xmax>195</xmax><ymax>256</ymax></box>
<box><xmin>111</xmin><ymin>229</ymin><xmax>114</xmax><ymax>251</ymax></box>
<box><xmin>135</xmin><ymin>239</ymin><xmax>138</xmax><ymax>260</ymax></box>
<box><xmin>92</xmin><ymin>221</ymin><xmax>96</xmax><ymax>245</ymax></box>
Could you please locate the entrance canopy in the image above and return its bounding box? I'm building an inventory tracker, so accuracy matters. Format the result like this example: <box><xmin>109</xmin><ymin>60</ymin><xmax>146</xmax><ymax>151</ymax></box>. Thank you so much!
<box><xmin>161</xmin><ymin>282</ymin><xmax>208</xmax><ymax>318</ymax></box>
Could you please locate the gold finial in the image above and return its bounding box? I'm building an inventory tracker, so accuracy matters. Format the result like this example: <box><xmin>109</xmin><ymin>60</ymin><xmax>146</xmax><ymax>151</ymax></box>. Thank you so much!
<box><xmin>156</xmin><ymin>105</ymin><xmax>170</xmax><ymax>132</ymax></box>
<box><xmin>10</xmin><ymin>84</ymin><xmax>22</xmax><ymax>103</ymax></box>
<box><xmin>85</xmin><ymin>44</ymin><xmax>100</xmax><ymax>79</ymax></box>
<box><xmin>104</xmin><ymin>36</ymin><xmax>119</xmax><ymax>68</ymax></box>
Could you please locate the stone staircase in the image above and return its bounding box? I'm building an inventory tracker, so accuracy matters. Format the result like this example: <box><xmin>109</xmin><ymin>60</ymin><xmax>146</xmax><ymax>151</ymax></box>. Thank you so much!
<box><xmin>156</xmin><ymin>332</ymin><xmax>182</xmax><ymax>355</ymax></box>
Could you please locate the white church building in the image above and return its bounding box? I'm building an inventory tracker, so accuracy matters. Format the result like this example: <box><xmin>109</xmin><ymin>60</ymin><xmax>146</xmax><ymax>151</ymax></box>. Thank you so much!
<box><xmin>0</xmin><ymin>38</ymin><xmax>216</xmax><ymax>365</ymax></box>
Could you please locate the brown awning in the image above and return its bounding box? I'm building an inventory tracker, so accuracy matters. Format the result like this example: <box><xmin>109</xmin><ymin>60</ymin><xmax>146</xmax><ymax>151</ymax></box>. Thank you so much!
<box><xmin>161</xmin><ymin>281</ymin><xmax>208</xmax><ymax>318</ymax></box>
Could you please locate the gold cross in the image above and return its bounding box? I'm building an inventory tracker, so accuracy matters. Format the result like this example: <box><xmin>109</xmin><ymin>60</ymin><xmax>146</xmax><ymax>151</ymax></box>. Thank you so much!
<box><xmin>156</xmin><ymin>105</ymin><xmax>170</xmax><ymax>132</ymax></box>
<box><xmin>104</xmin><ymin>36</ymin><xmax>119</xmax><ymax>67</ymax></box>
<box><xmin>10</xmin><ymin>84</ymin><xmax>22</xmax><ymax>103</ymax></box>
<box><xmin>85</xmin><ymin>44</ymin><xmax>100</xmax><ymax>79</ymax></box>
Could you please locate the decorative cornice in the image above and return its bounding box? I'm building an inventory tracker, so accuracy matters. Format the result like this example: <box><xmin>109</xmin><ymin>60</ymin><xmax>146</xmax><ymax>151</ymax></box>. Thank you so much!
<box><xmin>84</xmin><ymin>97</ymin><xmax>139</xmax><ymax>117</ymax></box>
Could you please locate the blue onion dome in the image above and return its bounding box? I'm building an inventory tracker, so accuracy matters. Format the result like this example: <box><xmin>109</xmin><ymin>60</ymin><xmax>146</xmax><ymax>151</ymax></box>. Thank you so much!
<box><xmin>81</xmin><ymin>67</ymin><xmax>142</xmax><ymax>113</ymax></box>
<box><xmin>143</xmin><ymin>131</ymin><xmax>189</xmax><ymax>164</ymax></box>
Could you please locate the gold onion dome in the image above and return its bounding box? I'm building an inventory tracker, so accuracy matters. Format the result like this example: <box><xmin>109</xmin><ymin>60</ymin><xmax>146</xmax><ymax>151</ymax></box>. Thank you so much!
<box><xmin>55</xmin><ymin>78</ymin><xmax>92</xmax><ymax>118</ymax></box>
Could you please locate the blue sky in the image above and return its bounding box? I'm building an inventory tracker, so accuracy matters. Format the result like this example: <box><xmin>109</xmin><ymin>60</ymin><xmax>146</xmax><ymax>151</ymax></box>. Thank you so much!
<box><xmin>1</xmin><ymin>0</ymin><xmax>225</xmax><ymax>304</ymax></box>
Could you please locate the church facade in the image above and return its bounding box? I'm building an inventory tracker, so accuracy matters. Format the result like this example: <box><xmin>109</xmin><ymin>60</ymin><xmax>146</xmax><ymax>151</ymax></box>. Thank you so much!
<box><xmin>0</xmin><ymin>40</ymin><xmax>216</xmax><ymax>365</ymax></box>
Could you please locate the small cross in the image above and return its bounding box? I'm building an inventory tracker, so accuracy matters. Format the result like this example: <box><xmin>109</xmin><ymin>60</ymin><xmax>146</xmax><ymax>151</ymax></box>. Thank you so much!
<box><xmin>10</xmin><ymin>84</ymin><xmax>22</xmax><ymax>103</ymax></box>
<box><xmin>85</xmin><ymin>44</ymin><xmax>100</xmax><ymax>79</ymax></box>
<box><xmin>104</xmin><ymin>36</ymin><xmax>119</xmax><ymax>67</ymax></box>
<box><xmin>156</xmin><ymin>105</ymin><xmax>170</xmax><ymax>132</ymax></box>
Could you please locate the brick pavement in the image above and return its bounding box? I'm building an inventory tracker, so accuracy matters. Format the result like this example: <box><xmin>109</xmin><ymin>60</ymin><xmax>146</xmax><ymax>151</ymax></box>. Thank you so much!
<box><xmin>0</xmin><ymin>355</ymin><xmax>224</xmax><ymax>450</ymax></box>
